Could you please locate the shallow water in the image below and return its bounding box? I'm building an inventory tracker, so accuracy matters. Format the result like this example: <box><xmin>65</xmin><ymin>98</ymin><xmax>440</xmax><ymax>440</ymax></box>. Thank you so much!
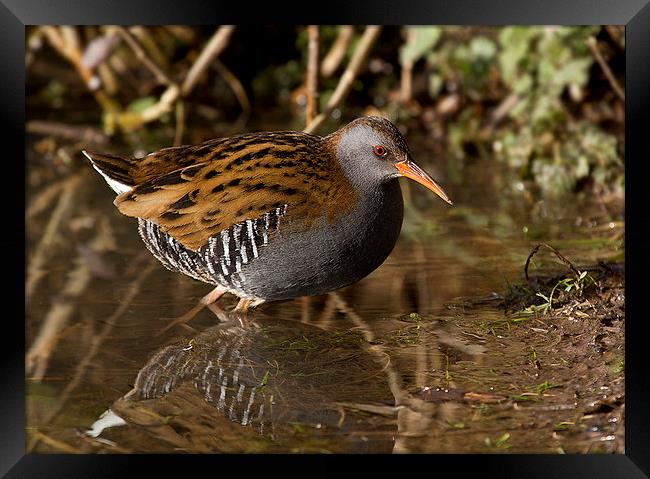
<box><xmin>26</xmin><ymin>136</ymin><xmax>624</xmax><ymax>453</ymax></box>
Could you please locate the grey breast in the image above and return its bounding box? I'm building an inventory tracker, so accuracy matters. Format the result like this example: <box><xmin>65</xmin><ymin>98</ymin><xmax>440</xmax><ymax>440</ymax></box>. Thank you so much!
<box><xmin>239</xmin><ymin>179</ymin><xmax>404</xmax><ymax>300</ymax></box>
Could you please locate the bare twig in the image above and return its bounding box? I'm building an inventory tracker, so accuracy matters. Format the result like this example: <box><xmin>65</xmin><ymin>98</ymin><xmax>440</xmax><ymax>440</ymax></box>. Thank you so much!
<box><xmin>306</xmin><ymin>26</ymin><xmax>320</xmax><ymax>124</ymax></box>
<box><xmin>213</xmin><ymin>59</ymin><xmax>251</xmax><ymax>122</ymax></box>
<box><xmin>41</xmin><ymin>26</ymin><xmax>117</xmax><ymax>113</ymax></box>
<box><xmin>181</xmin><ymin>26</ymin><xmax>235</xmax><ymax>97</ymax></box>
<box><xmin>129</xmin><ymin>26</ymin><xmax>170</xmax><ymax>71</ymax></box>
<box><xmin>524</xmin><ymin>243</ymin><xmax>581</xmax><ymax>284</ymax></box>
<box><xmin>113</xmin><ymin>26</ymin><xmax>175</xmax><ymax>86</ymax></box>
<box><xmin>321</xmin><ymin>26</ymin><xmax>354</xmax><ymax>78</ymax></box>
<box><xmin>401</xmin><ymin>59</ymin><xmax>413</xmax><ymax>104</ymax></box>
<box><xmin>174</xmin><ymin>100</ymin><xmax>185</xmax><ymax>146</ymax></box>
<box><xmin>304</xmin><ymin>26</ymin><xmax>381</xmax><ymax>134</ymax></box>
<box><xmin>587</xmin><ymin>36</ymin><xmax>625</xmax><ymax>102</ymax></box>
<box><xmin>400</xmin><ymin>27</ymin><xmax>415</xmax><ymax>104</ymax></box>
<box><xmin>27</xmin><ymin>120</ymin><xmax>109</xmax><ymax>145</ymax></box>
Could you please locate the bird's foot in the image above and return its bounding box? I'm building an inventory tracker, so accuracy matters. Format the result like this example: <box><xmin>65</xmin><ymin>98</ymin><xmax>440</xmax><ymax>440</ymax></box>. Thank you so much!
<box><xmin>157</xmin><ymin>286</ymin><xmax>227</xmax><ymax>335</ymax></box>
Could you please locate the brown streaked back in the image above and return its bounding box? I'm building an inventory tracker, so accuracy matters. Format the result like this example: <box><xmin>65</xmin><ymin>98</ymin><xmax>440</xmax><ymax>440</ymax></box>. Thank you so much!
<box><xmin>106</xmin><ymin>131</ymin><xmax>357</xmax><ymax>251</ymax></box>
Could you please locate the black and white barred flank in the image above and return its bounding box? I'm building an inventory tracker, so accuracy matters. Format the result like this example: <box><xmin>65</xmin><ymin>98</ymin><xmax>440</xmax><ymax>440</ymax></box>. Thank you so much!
<box><xmin>138</xmin><ymin>205</ymin><xmax>289</xmax><ymax>296</ymax></box>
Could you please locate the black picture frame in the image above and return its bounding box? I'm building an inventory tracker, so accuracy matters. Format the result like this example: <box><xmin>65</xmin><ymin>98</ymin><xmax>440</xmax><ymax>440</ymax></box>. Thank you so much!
<box><xmin>11</xmin><ymin>0</ymin><xmax>650</xmax><ymax>476</ymax></box>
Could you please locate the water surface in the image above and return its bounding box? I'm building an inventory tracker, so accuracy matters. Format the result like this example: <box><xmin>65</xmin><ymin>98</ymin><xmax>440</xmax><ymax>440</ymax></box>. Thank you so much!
<box><xmin>26</xmin><ymin>136</ymin><xmax>624</xmax><ymax>453</ymax></box>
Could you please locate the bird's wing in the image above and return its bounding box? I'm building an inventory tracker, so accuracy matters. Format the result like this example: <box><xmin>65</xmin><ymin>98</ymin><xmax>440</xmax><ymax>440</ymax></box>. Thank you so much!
<box><xmin>113</xmin><ymin>133</ymin><xmax>356</xmax><ymax>251</ymax></box>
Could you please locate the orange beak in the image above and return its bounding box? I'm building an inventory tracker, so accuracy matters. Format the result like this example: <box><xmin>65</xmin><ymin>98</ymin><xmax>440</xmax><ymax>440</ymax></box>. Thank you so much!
<box><xmin>395</xmin><ymin>160</ymin><xmax>453</xmax><ymax>205</ymax></box>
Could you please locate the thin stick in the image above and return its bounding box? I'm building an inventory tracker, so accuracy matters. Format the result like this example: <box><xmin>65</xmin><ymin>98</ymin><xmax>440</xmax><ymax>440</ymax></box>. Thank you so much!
<box><xmin>587</xmin><ymin>36</ymin><xmax>625</xmax><ymax>102</ymax></box>
<box><xmin>321</xmin><ymin>26</ymin><xmax>354</xmax><ymax>78</ymax></box>
<box><xmin>306</xmin><ymin>25</ymin><xmax>320</xmax><ymax>124</ymax></box>
<box><xmin>524</xmin><ymin>243</ymin><xmax>581</xmax><ymax>283</ymax></box>
<box><xmin>304</xmin><ymin>26</ymin><xmax>382</xmax><ymax>134</ymax></box>
<box><xmin>400</xmin><ymin>59</ymin><xmax>413</xmax><ymax>104</ymax></box>
<box><xmin>27</xmin><ymin>120</ymin><xmax>109</xmax><ymax>145</ymax></box>
<box><xmin>41</xmin><ymin>26</ymin><xmax>117</xmax><ymax>114</ymax></box>
<box><xmin>174</xmin><ymin>100</ymin><xmax>185</xmax><ymax>146</ymax></box>
<box><xmin>213</xmin><ymin>59</ymin><xmax>251</xmax><ymax>120</ymax></box>
<box><xmin>113</xmin><ymin>26</ymin><xmax>174</xmax><ymax>86</ymax></box>
<box><xmin>181</xmin><ymin>26</ymin><xmax>235</xmax><ymax>97</ymax></box>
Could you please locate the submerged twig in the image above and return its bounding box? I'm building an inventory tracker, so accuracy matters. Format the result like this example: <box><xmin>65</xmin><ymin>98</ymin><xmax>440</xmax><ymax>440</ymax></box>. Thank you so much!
<box><xmin>306</xmin><ymin>25</ymin><xmax>320</xmax><ymax>125</ymax></box>
<box><xmin>304</xmin><ymin>26</ymin><xmax>382</xmax><ymax>134</ymax></box>
<box><xmin>524</xmin><ymin>243</ymin><xmax>581</xmax><ymax>284</ymax></box>
<box><xmin>587</xmin><ymin>36</ymin><xmax>625</xmax><ymax>102</ymax></box>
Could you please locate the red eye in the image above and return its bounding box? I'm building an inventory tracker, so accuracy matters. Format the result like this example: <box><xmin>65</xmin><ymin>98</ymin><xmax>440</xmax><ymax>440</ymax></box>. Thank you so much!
<box><xmin>373</xmin><ymin>145</ymin><xmax>387</xmax><ymax>157</ymax></box>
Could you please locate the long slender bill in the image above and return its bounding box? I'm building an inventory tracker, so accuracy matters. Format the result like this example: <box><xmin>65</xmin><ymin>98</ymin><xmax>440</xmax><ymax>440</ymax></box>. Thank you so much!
<box><xmin>395</xmin><ymin>160</ymin><xmax>453</xmax><ymax>205</ymax></box>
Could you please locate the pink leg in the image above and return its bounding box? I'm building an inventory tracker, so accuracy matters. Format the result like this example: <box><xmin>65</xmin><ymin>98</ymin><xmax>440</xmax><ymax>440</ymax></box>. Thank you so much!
<box><xmin>158</xmin><ymin>286</ymin><xmax>227</xmax><ymax>334</ymax></box>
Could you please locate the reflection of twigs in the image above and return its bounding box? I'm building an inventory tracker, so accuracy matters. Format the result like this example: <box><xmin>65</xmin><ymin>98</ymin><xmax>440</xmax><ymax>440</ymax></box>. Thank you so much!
<box><xmin>524</xmin><ymin>243</ymin><xmax>581</xmax><ymax>284</ymax></box>
<box><xmin>29</xmin><ymin>431</ymin><xmax>83</xmax><ymax>453</ymax></box>
<box><xmin>27</xmin><ymin>215</ymin><xmax>117</xmax><ymax>380</ymax></box>
<box><xmin>26</xmin><ymin>180</ymin><xmax>66</xmax><ymax>220</ymax></box>
<box><xmin>214</xmin><ymin>59</ymin><xmax>251</xmax><ymax>124</ymax></box>
<box><xmin>113</xmin><ymin>26</ymin><xmax>174</xmax><ymax>86</ymax></box>
<box><xmin>181</xmin><ymin>26</ymin><xmax>235</xmax><ymax>97</ymax></box>
<box><xmin>321</xmin><ymin>26</ymin><xmax>354</xmax><ymax>78</ymax></box>
<box><xmin>27</xmin><ymin>253</ymin><xmax>93</xmax><ymax>381</ymax></box>
<box><xmin>28</xmin><ymin>260</ymin><xmax>155</xmax><ymax>452</ymax></box>
<box><xmin>304</xmin><ymin>26</ymin><xmax>382</xmax><ymax>134</ymax></box>
<box><xmin>306</xmin><ymin>26</ymin><xmax>320</xmax><ymax>125</ymax></box>
<box><xmin>26</xmin><ymin>173</ymin><xmax>83</xmax><ymax>302</ymax></box>
<box><xmin>328</xmin><ymin>292</ymin><xmax>406</xmax><ymax>407</ymax></box>
<box><xmin>27</xmin><ymin>120</ymin><xmax>109</xmax><ymax>145</ymax></box>
<box><xmin>587</xmin><ymin>36</ymin><xmax>625</xmax><ymax>102</ymax></box>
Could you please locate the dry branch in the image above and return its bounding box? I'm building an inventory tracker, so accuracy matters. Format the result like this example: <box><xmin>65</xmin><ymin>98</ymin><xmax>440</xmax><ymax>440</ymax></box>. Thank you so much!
<box><xmin>213</xmin><ymin>59</ymin><xmax>251</xmax><ymax>121</ymax></box>
<box><xmin>27</xmin><ymin>120</ymin><xmax>109</xmax><ymax>145</ymax></box>
<box><xmin>587</xmin><ymin>36</ymin><xmax>625</xmax><ymax>102</ymax></box>
<box><xmin>306</xmin><ymin>26</ymin><xmax>320</xmax><ymax>124</ymax></box>
<box><xmin>42</xmin><ymin>26</ymin><xmax>118</xmax><ymax>113</ymax></box>
<box><xmin>321</xmin><ymin>26</ymin><xmax>354</xmax><ymax>78</ymax></box>
<box><xmin>524</xmin><ymin>243</ymin><xmax>581</xmax><ymax>284</ymax></box>
<box><xmin>181</xmin><ymin>26</ymin><xmax>235</xmax><ymax>97</ymax></box>
<box><xmin>113</xmin><ymin>26</ymin><xmax>174</xmax><ymax>86</ymax></box>
<box><xmin>304</xmin><ymin>26</ymin><xmax>382</xmax><ymax>134</ymax></box>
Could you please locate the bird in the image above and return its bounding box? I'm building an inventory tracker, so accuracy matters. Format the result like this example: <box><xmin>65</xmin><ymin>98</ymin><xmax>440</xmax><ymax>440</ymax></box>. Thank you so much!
<box><xmin>83</xmin><ymin>116</ymin><xmax>452</xmax><ymax>325</ymax></box>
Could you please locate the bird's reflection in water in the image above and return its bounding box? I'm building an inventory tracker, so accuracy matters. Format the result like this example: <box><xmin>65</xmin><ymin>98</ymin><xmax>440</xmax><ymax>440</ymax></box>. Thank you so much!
<box><xmin>86</xmin><ymin>289</ymin><xmax>493</xmax><ymax>452</ymax></box>
<box><xmin>88</xmin><ymin>310</ymin><xmax>398</xmax><ymax>450</ymax></box>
